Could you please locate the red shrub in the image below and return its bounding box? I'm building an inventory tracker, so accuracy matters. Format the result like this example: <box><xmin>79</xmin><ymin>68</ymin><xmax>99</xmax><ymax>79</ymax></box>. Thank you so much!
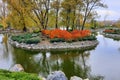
<box><xmin>49</xmin><ymin>29</ymin><xmax>72</xmax><ymax>40</ymax></box>
<box><xmin>71</xmin><ymin>30</ymin><xmax>91</xmax><ymax>39</ymax></box>
<box><xmin>103</xmin><ymin>29</ymin><xmax>114</xmax><ymax>33</ymax></box>
<box><xmin>49</xmin><ymin>29</ymin><xmax>61</xmax><ymax>39</ymax></box>
<box><xmin>42</xmin><ymin>29</ymin><xmax>91</xmax><ymax>41</ymax></box>
<box><xmin>42</xmin><ymin>30</ymin><xmax>51</xmax><ymax>35</ymax></box>
<box><xmin>80</xmin><ymin>30</ymin><xmax>91</xmax><ymax>37</ymax></box>
<box><xmin>60</xmin><ymin>30</ymin><xmax>72</xmax><ymax>40</ymax></box>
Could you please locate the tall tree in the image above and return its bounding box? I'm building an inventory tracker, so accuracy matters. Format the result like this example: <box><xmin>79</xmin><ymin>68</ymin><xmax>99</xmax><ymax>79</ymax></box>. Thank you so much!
<box><xmin>71</xmin><ymin>0</ymin><xmax>83</xmax><ymax>30</ymax></box>
<box><xmin>51</xmin><ymin>0</ymin><xmax>61</xmax><ymax>28</ymax></box>
<box><xmin>2</xmin><ymin>0</ymin><xmax>107</xmax><ymax>31</ymax></box>
<box><xmin>81</xmin><ymin>0</ymin><xmax>107</xmax><ymax>30</ymax></box>
<box><xmin>31</xmin><ymin>0</ymin><xmax>51</xmax><ymax>29</ymax></box>
<box><xmin>61</xmin><ymin>0</ymin><xmax>73</xmax><ymax>30</ymax></box>
<box><xmin>3</xmin><ymin>0</ymin><xmax>28</xmax><ymax>30</ymax></box>
<box><xmin>0</xmin><ymin>1</ymin><xmax>8</xmax><ymax>28</ymax></box>
<box><xmin>3</xmin><ymin>0</ymin><xmax>39</xmax><ymax>30</ymax></box>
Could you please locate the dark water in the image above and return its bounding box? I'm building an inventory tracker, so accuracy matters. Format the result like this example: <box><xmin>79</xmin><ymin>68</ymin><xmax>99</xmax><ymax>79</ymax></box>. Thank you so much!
<box><xmin>0</xmin><ymin>33</ymin><xmax>120</xmax><ymax>80</ymax></box>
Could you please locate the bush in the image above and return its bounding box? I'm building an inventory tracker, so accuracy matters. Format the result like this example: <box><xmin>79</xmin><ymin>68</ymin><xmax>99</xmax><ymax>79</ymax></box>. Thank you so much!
<box><xmin>11</xmin><ymin>33</ymin><xmax>40</xmax><ymax>44</ymax></box>
<box><xmin>50</xmin><ymin>35</ymin><xmax>97</xmax><ymax>43</ymax></box>
<box><xmin>103</xmin><ymin>29</ymin><xmax>120</xmax><ymax>34</ymax></box>
<box><xmin>85</xmin><ymin>35</ymin><xmax>97</xmax><ymax>41</ymax></box>
<box><xmin>78</xmin><ymin>35</ymin><xmax>96</xmax><ymax>41</ymax></box>
<box><xmin>50</xmin><ymin>38</ymin><xmax>65</xmax><ymax>43</ymax></box>
<box><xmin>33</xmin><ymin>29</ymin><xmax>40</xmax><ymax>33</ymax></box>
<box><xmin>114</xmin><ymin>29</ymin><xmax>120</xmax><ymax>34</ymax></box>
<box><xmin>25</xmin><ymin>38</ymin><xmax>40</xmax><ymax>44</ymax></box>
<box><xmin>0</xmin><ymin>24</ymin><xmax>3</xmax><ymax>28</ymax></box>
<box><xmin>0</xmin><ymin>69</ymin><xmax>41</xmax><ymax>80</ymax></box>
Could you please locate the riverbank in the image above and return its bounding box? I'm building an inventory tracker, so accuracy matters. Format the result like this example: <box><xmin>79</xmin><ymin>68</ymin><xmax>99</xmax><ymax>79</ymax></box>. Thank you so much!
<box><xmin>0</xmin><ymin>29</ymin><xmax>22</xmax><ymax>34</ymax></box>
<box><xmin>9</xmin><ymin>38</ymin><xmax>98</xmax><ymax>51</ymax></box>
<box><xmin>103</xmin><ymin>33</ymin><xmax>120</xmax><ymax>40</ymax></box>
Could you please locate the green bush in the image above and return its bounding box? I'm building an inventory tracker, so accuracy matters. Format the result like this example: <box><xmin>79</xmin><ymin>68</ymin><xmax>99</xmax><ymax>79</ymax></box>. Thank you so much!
<box><xmin>85</xmin><ymin>35</ymin><xmax>97</xmax><ymax>41</ymax></box>
<box><xmin>0</xmin><ymin>69</ymin><xmax>42</xmax><ymax>80</ymax></box>
<box><xmin>0</xmin><ymin>24</ymin><xmax>3</xmax><ymax>28</ymax></box>
<box><xmin>25</xmin><ymin>38</ymin><xmax>40</xmax><ymax>44</ymax></box>
<box><xmin>11</xmin><ymin>33</ymin><xmax>40</xmax><ymax>44</ymax></box>
<box><xmin>33</xmin><ymin>29</ymin><xmax>40</xmax><ymax>33</ymax></box>
<box><xmin>78</xmin><ymin>35</ymin><xmax>97</xmax><ymax>41</ymax></box>
<box><xmin>50</xmin><ymin>35</ymin><xmax>97</xmax><ymax>43</ymax></box>
<box><xmin>114</xmin><ymin>29</ymin><xmax>120</xmax><ymax>34</ymax></box>
<box><xmin>78</xmin><ymin>38</ymin><xmax>83</xmax><ymax>41</ymax></box>
<box><xmin>50</xmin><ymin>38</ymin><xmax>65</xmax><ymax>43</ymax></box>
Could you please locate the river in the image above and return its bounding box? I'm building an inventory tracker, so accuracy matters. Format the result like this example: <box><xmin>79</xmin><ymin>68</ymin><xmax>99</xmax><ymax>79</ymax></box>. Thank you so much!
<box><xmin>0</xmin><ymin>33</ymin><xmax>120</xmax><ymax>80</ymax></box>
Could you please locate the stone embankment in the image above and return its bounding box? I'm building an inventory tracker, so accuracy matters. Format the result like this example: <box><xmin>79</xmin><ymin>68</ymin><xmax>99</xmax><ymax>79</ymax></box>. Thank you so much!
<box><xmin>9</xmin><ymin>39</ymin><xmax>98</xmax><ymax>51</ymax></box>
<box><xmin>103</xmin><ymin>33</ymin><xmax>120</xmax><ymax>40</ymax></box>
<box><xmin>0</xmin><ymin>29</ymin><xmax>22</xmax><ymax>34</ymax></box>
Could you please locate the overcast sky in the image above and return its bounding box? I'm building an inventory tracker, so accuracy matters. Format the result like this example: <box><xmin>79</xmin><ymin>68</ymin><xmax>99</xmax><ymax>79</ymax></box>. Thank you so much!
<box><xmin>97</xmin><ymin>0</ymin><xmax>120</xmax><ymax>21</ymax></box>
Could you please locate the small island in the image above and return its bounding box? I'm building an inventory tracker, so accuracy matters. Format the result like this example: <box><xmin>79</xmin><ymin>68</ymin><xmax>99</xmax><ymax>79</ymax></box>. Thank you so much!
<box><xmin>9</xmin><ymin>29</ymin><xmax>98</xmax><ymax>51</ymax></box>
<box><xmin>103</xmin><ymin>28</ymin><xmax>120</xmax><ymax>40</ymax></box>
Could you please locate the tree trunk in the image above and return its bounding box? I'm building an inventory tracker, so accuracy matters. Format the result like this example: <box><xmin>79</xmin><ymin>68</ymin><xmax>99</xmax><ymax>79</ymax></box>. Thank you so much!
<box><xmin>66</xmin><ymin>9</ymin><xmax>71</xmax><ymax>31</ymax></box>
<box><xmin>81</xmin><ymin>17</ymin><xmax>87</xmax><ymax>30</ymax></box>
<box><xmin>55</xmin><ymin>9</ymin><xmax>59</xmax><ymax>29</ymax></box>
<box><xmin>72</xmin><ymin>10</ymin><xmax>76</xmax><ymax>30</ymax></box>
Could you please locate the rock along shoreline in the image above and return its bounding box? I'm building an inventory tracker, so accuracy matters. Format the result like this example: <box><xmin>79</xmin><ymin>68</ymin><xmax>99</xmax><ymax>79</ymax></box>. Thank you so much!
<box><xmin>103</xmin><ymin>33</ymin><xmax>120</xmax><ymax>40</ymax></box>
<box><xmin>9</xmin><ymin>38</ymin><xmax>99</xmax><ymax>51</ymax></box>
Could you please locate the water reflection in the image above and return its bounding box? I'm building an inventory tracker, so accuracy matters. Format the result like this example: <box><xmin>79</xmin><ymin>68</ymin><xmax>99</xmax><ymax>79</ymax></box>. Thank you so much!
<box><xmin>12</xmin><ymin>48</ymin><xmax>93</xmax><ymax>79</ymax></box>
<box><xmin>0</xmin><ymin>34</ymin><xmax>14</xmax><ymax>69</ymax></box>
<box><xmin>90</xmin><ymin>34</ymin><xmax>120</xmax><ymax>80</ymax></box>
<box><xmin>2</xmin><ymin>33</ymin><xmax>120</xmax><ymax>80</ymax></box>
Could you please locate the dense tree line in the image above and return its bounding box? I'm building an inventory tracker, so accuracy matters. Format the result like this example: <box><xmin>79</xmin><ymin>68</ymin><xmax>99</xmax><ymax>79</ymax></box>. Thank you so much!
<box><xmin>0</xmin><ymin>0</ymin><xmax>107</xmax><ymax>31</ymax></box>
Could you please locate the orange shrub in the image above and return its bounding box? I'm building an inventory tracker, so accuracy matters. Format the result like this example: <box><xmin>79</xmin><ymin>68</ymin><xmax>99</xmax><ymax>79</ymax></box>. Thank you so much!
<box><xmin>80</xmin><ymin>30</ymin><xmax>91</xmax><ymax>37</ymax></box>
<box><xmin>71</xmin><ymin>30</ymin><xmax>91</xmax><ymax>39</ymax></box>
<box><xmin>49</xmin><ymin>29</ymin><xmax>61</xmax><ymax>38</ymax></box>
<box><xmin>42</xmin><ymin>29</ymin><xmax>91</xmax><ymax>41</ymax></box>
<box><xmin>71</xmin><ymin>30</ymin><xmax>82</xmax><ymax>39</ymax></box>
<box><xmin>60</xmin><ymin>30</ymin><xmax>72</xmax><ymax>40</ymax></box>
<box><xmin>103</xmin><ymin>29</ymin><xmax>114</xmax><ymax>33</ymax></box>
<box><xmin>49</xmin><ymin>29</ymin><xmax>72</xmax><ymax>40</ymax></box>
<box><xmin>42</xmin><ymin>30</ymin><xmax>51</xmax><ymax>35</ymax></box>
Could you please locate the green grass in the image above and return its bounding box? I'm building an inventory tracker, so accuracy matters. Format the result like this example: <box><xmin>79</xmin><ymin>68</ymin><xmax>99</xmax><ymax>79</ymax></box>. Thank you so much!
<box><xmin>0</xmin><ymin>69</ymin><xmax>42</xmax><ymax>80</ymax></box>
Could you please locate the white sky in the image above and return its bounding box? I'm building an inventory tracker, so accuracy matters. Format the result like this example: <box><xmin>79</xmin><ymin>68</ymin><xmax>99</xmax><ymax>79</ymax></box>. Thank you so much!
<box><xmin>96</xmin><ymin>0</ymin><xmax>120</xmax><ymax>21</ymax></box>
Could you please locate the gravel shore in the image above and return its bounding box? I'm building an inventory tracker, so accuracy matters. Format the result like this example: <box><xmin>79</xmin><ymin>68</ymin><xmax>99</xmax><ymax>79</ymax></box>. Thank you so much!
<box><xmin>9</xmin><ymin>39</ymin><xmax>99</xmax><ymax>51</ymax></box>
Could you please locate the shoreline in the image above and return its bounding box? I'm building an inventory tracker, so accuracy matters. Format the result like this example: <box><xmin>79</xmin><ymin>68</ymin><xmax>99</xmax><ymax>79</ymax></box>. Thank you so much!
<box><xmin>9</xmin><ymin>38</ymin><xmax>99</xmax><ymax>51</ymax></box>
<box><xmin>103</xmin><ymin>33</ymin><xmax>120</xmax><ymax>40</ymax></box>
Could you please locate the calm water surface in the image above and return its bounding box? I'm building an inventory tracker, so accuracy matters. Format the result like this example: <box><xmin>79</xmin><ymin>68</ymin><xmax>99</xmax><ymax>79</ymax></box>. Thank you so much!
<box><xmin>0</xmin><ymin>33</ymin><xmax>120</xmax><ymax>80</ymax></box>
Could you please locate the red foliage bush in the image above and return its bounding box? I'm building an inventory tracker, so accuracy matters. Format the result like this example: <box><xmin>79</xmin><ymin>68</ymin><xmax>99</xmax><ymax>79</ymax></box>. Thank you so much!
<box><xmin>71</xmin><ymin>30</ymin><xmax>91</xmax><ymax>39</ymax></box>
<box><xmin>42</xmin><ymin>30</ymin><xmax>51</xmax><ymax>35</ymax></box>
<box><xmin>49</xmin><ymin>29</ymin><xmax>61</xmax><ymax>38</ymax></box>
<box><xmin>103</xmin><ymin>29</ymin><xmax>114</xmax><ymax>33</ymax></box>
<box><xmin>49</xmin><ymin>29</ymin><xmax>72</xmax><ymax>40</ymax></box>
<box><xmin>80</xmin><ymin>30</ymin><xmax>91</xmax><ymax>37</ymax></box>
<box><xmin>60</xmin><ymin>30</ymin><xmax>72</xmax><ymax>40</ymax></box>
<box><xmin>42</xmin><ymin>29</ymin><xmax>91</xmax><ymax>41</ymax></box>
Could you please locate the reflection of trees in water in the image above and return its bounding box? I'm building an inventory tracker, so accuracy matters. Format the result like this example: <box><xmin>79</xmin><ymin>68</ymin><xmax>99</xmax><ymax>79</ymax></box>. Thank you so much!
<box><xmin>0</xmin><ymin>34</ymin><xmax>15</xmax><ymax>69</ymax></box>
<box><xmin>118</xmin><ymin>47</ymin><xmax>120</xmax><ymax>52</ymax></box>
<box><xmin>2</xmin><ymin>34</ymin><xmax>9</xmax><ymax>52</ymax></box>
<box><xmin>12</xmin><ymin>48</ymin><xmax>41</xmax><ymax>73</ymax></box>
<box><xmin>0</xmin><ymin>34</ymin><xmax>11</xmax><ymax>59</ymax></box>
<box><xmin>12</xmin><ymin>48</ymin><xmax>104</xmax><ymax>80</ymax></box>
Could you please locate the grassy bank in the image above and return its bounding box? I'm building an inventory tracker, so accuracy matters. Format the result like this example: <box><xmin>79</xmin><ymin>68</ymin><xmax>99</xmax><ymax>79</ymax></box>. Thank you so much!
<box><xmin>0</xmin><ymin>69</ymin><xmax>42</xmax><ymax>80</ymax></box>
